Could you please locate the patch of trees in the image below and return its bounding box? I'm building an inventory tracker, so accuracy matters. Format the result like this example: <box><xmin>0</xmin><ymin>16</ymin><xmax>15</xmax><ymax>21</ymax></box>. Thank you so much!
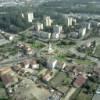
<box><xmin>0</xmin><ymin>12</ymin><xmax>31</xmax><ymax>33</ymax></box>
<box><xmin>40</xmin><ymin>0</ymin><xmax>100</xmax><ymax>14</ymax></box>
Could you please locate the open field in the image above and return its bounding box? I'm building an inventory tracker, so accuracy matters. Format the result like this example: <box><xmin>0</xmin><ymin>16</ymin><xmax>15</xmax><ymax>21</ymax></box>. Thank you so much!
<box><xmin>50</xmin><ymin>72</ymin><xmax>71</xmax><ymax>93</ymax></box>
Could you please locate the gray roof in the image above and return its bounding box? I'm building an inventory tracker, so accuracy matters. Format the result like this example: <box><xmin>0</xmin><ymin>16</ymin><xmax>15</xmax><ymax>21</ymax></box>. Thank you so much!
<box><xmin>92</xmin><ymin>85</ymin><xmax>100</xmax><ymax>100</ymax></box>
<box><xmin>33</xmin><ymin>31</ymin><xmax>51</xmax><ymax>39</ymax></box>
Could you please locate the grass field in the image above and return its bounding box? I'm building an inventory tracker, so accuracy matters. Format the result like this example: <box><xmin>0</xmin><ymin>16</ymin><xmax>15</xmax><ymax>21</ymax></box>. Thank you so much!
<box><xmin>94</xmin><ymin>45</ymin><xmax>100</xmax><ymax>58</ymax></box>
<box><xmin>75</xmin><ymin>59</ymin><xmax>95</xmax><ymax>65</ymax></box>
<box><xmin>32</xmin><ymin>41</ymin><xmax>45</xmax><ymax>49</ymax></box>
<box><xmin>0</xmin><ymin>81</ymin><xmax>8</xmax><ymax>99</ymax></box>
<box><xmin>50</xmin><ymin>72</ymin><xmax>71</xmax><ymax>93</ymax></box>
<box><xmin>77</xmin><ymin>91</ymin><xmax>92</xmax><ymax>100</ymax></box>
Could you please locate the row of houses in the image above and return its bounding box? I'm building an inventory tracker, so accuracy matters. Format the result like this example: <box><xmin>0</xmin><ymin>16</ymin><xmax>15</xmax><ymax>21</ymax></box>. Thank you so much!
<box><xmin>0</xmin><ymin>56</ymin><xmax>99</xmax><ymax>99</ymax></box>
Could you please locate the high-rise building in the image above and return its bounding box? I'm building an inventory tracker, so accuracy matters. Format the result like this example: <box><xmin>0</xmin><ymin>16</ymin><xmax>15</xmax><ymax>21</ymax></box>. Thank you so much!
<box><xmin>79</xmin><ymin>27</ymin><xmax>87</xmax><ymax>37</ymax></box>
<box><xmin>67</xmin><ymin>17</ymin><xmax>73</xmax><ymax>26</ymax></box>
<box><xmin>44</xmin><ymin>16</ymin><xmax>53</xmax><ymax>27</ymax></box>
<box><xmin>27</xmin><ymin>12</ymin><xmax>34</xmax><ymax>23</ymax></box>
<box><xmin>82</xmin><ymin>22</ymin><xmax>91</xmax><ymax>30</ymax></box>
<box><xmin>35</xmin><ymin>22</ymin><xmax>43</xmax><ymax>31</ymax></box>
<box><xmin>52</xmin><ymin>25</ymin><xmax>63</xmax><ymax>39</ymax></box>
<box><xmin>67</xmin><ymin>17</ymin><xmax>77</xmax><ymax>26</ymax></box>
<box><xmin>73</xmin><ymin>18</ymin><xmax>77</xmax><ymax>25</ymax></box>
<box><xmin>87</xmin><ymin>23</ymin><xmax>91</xmax><ymax>30</ymax></box>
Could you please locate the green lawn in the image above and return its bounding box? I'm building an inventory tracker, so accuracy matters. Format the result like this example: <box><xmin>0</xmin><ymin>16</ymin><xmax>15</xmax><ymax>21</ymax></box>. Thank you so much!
<box><xmin>50</xmin><ymin>72</ymin><xmax>71</xmax><ymax>93</ymax></box>
<box><xmin>50</xmin><ymin>72</ymin><xmax>70</xmax><ymax>86</ymax></box>
<box><xmin>0</xmin><ymin>82</ymin><xmax>4</xmax><ymax>88</ymax></box>
<box><xmin>0</xmin><ymin>82</ymin><xmax>8</xmax><ymax>100</ymax></box>
<box><xmin>70</xmin><ymin>88</ymin><xmax>92</xmax><ymax>100</ymax></box>
<box><xmin>94</xmin><ymin>45</ymin><xmax>100</xmax><ymax>58</ymax></box>
<box><xmin>55</xmin><ymin>53</ymin><xmax>67</xmax><ymax>61</ymax></box>
<box><xmin>77</xmin><ymin>92</ymin><xmax>92</xmax><ymax>100</ymax></box>
<box><xmin>31</xmin><ymin>41</ymin><xmax>45</xmax><ymax>49</ymax></box>
<box><xmin>75</xmin><ymin>59</ymin><xmax>95</xmax><ymax>65</ymax></box>
<box><xmin>0</xmin><ymin>88</ymin><xmax>7</xmax><ymax>98</ymax></box>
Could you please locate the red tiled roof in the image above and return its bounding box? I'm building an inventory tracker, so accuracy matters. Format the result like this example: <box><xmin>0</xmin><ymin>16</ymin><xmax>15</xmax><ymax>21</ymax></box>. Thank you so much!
<box><xmin>74</xmin><ymin>75</ymin><xmax>86</xmax><ymax>87</ymax></box>
<box><xmin>1</xmin><ymin>74</ymin><xmax>14</xmax><ymax>87</ymax></box>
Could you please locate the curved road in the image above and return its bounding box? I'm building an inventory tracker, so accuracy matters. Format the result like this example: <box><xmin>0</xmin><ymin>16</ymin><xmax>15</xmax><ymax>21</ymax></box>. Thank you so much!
<box><xmin>69</xmin><ymin>37</ymin><xmax>100</xmax><ymax>67</ymax></box>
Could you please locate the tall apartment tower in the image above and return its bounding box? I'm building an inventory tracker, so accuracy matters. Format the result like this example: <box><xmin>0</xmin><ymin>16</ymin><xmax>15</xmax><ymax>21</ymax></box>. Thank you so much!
<box><xmin>67</xmin><ymin>17</ymin><xmax>73</xmax><ymax>26</ymax></box>
<box><xmin>79</xmin><ymin>27</ymin><xmax>87</xmax><ymax>37</ymax></box>
<box><xmin>35</xmin><ymin>22</ymin><xmax>43</xmax><ymax>31</ymax></box>
<box><xmin>27</xmin><ymin>12</ymin><xmax>34</xmax><ymax>23</ymax></box>
<box><xmin>44</xmin><ymin>16</ymin><xmax>53</xmax><ymax>27</ymax></box>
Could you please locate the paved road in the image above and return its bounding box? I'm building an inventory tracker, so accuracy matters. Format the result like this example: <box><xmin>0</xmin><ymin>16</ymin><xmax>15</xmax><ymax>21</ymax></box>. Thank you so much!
<box><xmin>69</xmin><ymin>38</ymin><xmax>100</xmax><ymax>67</ymax></box>
<box><xmin>64</xmin><ymin>87</ymin><xmax>76</xmax><ymax>100</ymax></box>
<box><xmin>0</xmin><ymin>56</ymin><xmax>36</xmax><ymax>67</ymax></box>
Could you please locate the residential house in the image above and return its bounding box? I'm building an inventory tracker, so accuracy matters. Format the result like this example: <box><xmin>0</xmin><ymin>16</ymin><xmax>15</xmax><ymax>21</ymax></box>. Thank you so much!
<box><xmin>0</xmin><ymin>67</ymin><xmax>18</xmax><ymax>88</ymax></box>
<box><xmin>30</xmin><ymin>59</ymin><xmax>39</xmax><ymax>70</ymax></box>
<box><xmin>43</xmin><ymin>71</ymin><xmax>53</xmax><ymax>82</ymax></box>
<box><xmin>73</xmin><ymin>74</ymin><xmax>87</xmax><ymax>88</ymax></box>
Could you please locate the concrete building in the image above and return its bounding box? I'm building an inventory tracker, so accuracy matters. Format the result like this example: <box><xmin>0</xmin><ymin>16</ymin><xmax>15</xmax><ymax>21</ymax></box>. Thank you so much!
<box><xmin>53</xmin><ymin>25</ymin><xmax>62</xmax><ymax>34</ymax></box>
<box><xmin>73</xmin><ymin>74</ymin><xmax>87</xmax><ymax>88</ymax></box>
<box><xmin>47</xmin><ymin>58</ymin><xmax>58</xmax><ymax>69</ymax></box>
<box><xmin>81</xmin><ymin>22</ymin><xmax>91</xmax><ymax>30</ymax></box>
<box><xmin>67</xmin><ymin>17</ymin><xmax>73</xmax><ymax>26</ymax></box>
<box><xmin>44</xmin><ymin>16</ymin><xmax>53</xmax><ymax>27</ymax></box>
<box><xmin>73</xmin><ymin>18</ymin><xmax>77</xmax><ymax>25</ymax></box>
<box><xmin>52</xmin><ymin>25</ymin><xmax>63</xmax><ymax>39</ymax></box>
<box><xmin>22</xmin><ymin>60</ymin><xmax>30</xmax><ymax>69</ymax></box>
<box><xmin>25</xmin><ymin>46</ymin><xmax>33</xmax><ymax>55</ymax></box>
<box><xmin>27</xmin><ymin>12</ymin><xmax>34</xmax><ymax>23</ymax></box>
<box><xmin>0</xmin><ymin>67</ymin><xmax>18</xmax><ymax>88</ymax></box>
<box><xmin>8</xmin><ymin>35</ymin><xmax>14</xmax><ymax>41</ymax></box>
<box><xmin>67</xmin><ymin>17</ymin><xmax>77</xmax><ymax>26</ymax></box>
<box><xmin>33</xmin><ymin>31</ymin><xmax>51</xmax><ymax>40</ymax></box>
<box><xmin>69</xmin><ymin>32</ymin><xmax>79</xmax><ymax>38</ymax></box>
<box><xmin>31</xmin><ymin>59</ymin><xmax>39</xmax><ymax>70</ymax></box>
<box><xmin>87</xmin><ymin>23</ymin><xmax>91</xmax><ymax>30</ymax></box>
<box><xmin>52</xmin><ymin>33</ymin><xmax>60</xmax><ymax>39</ymax></box>
<box><xmin>43</xmin><ymin>71</ymin><xmax>53</xmax><ymax>82</ymax></box>
<box><xmin>35</xmin><ymin>22</ymin><xmax>43</xmax><ymax>31</ymax></box>
<box><xmin>79</xmin><ymin>27</ymin><xmax>87</xmax><ymax>37</ymax></box>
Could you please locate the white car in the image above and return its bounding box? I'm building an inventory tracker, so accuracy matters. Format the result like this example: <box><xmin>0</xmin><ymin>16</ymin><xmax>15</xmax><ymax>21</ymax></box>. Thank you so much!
<box><xmin>96</xmin><ymin>89</ymin><xmax>100</xmax><ymax>94</ymax></box>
